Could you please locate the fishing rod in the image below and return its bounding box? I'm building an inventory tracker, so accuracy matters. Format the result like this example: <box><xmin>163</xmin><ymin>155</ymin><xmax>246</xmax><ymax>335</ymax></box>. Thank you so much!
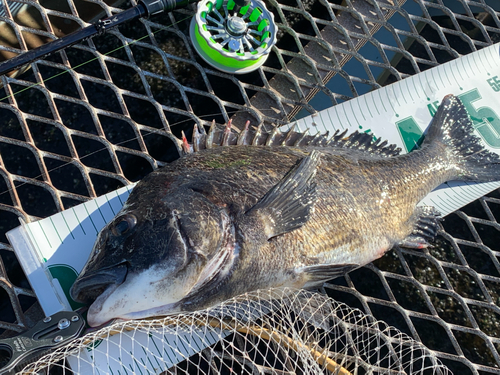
<box><xmin>0</xmin><ymin>0</ymin><xmax>199</xmax><ymax>77</ymax></box>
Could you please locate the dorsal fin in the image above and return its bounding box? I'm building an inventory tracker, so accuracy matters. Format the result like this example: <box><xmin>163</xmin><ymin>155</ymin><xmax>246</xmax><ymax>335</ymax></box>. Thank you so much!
<box><xmin>192</xmin><ymin>123</ymin><xmax>206</xmax><ymax>153</ymax></box>
<box><xmin>180</xmin><ymin>121</ymin><xmax>401</xmax><ymax>157</ymax></box>
<box><xmin>327</xmin><ymin>130</ymin><xmax>401</xmax><ymax>157</ymax></box>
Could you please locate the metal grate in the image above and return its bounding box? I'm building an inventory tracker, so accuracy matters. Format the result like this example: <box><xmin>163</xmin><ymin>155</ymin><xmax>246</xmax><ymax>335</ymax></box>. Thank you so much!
<box><xmin>324</xmin><ymin>192</ymin><xmax>500</xmax><ymax>374</ymax></box>
<box><xmin>0</xmin><ymin>0</ymin><xmax>500</xmax><ymax>373</ymax></box>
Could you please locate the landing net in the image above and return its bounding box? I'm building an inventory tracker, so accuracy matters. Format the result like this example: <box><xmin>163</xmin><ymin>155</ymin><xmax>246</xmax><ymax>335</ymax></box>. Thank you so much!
<box><xmin>19</xmin><ymin>288</ymin><xmax>451</xmax><ymax>374</ymax></box>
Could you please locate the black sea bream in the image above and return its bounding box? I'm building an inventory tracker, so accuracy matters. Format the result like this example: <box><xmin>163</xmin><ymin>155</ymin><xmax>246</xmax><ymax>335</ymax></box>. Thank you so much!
<box><xmin>70</xmin><ymin>95</ymin><xmax>500</xmax><ymax>327</ymax></box>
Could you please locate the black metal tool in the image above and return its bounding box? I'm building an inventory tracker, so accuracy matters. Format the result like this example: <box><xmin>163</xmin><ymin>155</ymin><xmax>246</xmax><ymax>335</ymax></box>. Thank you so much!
<box><xmin>0</xmin><ymin>311</ymin><xmax>85</xmax><ymax>375</ymax></box>
<box><xmin>0</xmin><ymin>0</ymin><xmax>198</xmax><ymax>77</ymax></box>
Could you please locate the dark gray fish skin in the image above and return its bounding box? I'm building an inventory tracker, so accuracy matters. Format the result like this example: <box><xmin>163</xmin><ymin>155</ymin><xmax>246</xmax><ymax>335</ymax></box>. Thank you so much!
<box><xmin>70</xmin><ymin>95</ymin><xmax>500</xmax><ymax>327</ymax></box>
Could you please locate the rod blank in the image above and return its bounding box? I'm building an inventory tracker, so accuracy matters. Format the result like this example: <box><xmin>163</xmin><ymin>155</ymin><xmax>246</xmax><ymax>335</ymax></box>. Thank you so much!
<box><xmin>0</xmin><ymin>0</ymin><xmax>198</xmax><ymax>77</ymax></box>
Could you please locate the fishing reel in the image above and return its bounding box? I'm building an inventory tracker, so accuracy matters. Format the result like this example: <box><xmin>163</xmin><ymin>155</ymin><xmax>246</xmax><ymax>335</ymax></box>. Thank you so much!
<box><xmin>189</xmin><ymin>0</ymin><xmax>277</xmax><ymax>74</ymax></box>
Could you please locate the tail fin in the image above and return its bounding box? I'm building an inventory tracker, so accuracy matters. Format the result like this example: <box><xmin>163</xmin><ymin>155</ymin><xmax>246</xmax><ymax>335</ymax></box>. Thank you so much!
<box><xmin>423</xmin><ymin>94</ymin><xmax>500</xmax><ymax>182</ymax></box>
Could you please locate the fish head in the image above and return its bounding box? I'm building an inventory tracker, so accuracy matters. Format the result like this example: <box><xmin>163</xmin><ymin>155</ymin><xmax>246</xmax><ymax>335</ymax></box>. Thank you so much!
<box><xmin>70</xmin><ymin>184</ymin><xmax>235</xmax><ymax>326</ymax></box>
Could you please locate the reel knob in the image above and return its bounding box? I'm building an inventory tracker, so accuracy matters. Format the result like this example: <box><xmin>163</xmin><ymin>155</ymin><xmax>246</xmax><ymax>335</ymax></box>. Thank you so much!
<box><xmin>189</xmin><ymin>0</ymin><xmax>277</xmax><ymax>74</ymax></box>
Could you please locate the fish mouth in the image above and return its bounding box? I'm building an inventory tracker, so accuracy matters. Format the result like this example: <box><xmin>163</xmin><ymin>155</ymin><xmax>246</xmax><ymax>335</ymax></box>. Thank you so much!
<box><xmin>86</xmin><ymin>282</ymin><xmax>124</xmax><ymax>326</ymax></box>
<box><xmin>89</xmin><ymin>244</ymin><xmax>236</xmax><ymax>324</ymax></box>
<box><xmin>92</xmin><ymin>223</ymin><xmax>237</xmax><ymax>324</ymax></box>
<box><xmin>70</xmin><ymin>263</ymin><xmax>128</xmax><ymax>304</ymax></box>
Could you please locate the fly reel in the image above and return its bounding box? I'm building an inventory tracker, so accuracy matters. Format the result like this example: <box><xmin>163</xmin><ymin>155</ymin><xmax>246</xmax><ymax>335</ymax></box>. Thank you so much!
<box><xmin>189</xmin><ymin>0</ymin><xmax>277</xmax><ymax>74</ymax></box>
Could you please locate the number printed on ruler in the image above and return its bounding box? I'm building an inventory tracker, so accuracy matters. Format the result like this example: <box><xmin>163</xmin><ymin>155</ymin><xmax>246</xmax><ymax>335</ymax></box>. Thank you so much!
<box><xmin>390</xmin><ymin>45</ymin><xmax>500</xmax><ymax>153</ymax></box>
<box><xmin>396</xmin><ymin>85</ymin><xmax>500</xmax><ymax>152</ymax></box>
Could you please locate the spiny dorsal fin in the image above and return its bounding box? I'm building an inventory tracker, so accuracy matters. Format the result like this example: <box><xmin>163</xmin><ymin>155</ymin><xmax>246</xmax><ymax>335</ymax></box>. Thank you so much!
<box><xmin>192</xmin><ymin>123</ymin><xmax>206</xmax><ymax>153</ymax></box>
<box><xmin>328</xmin><ymin>130</ymin><xmax>401</xmax><ymax>157</ymax></box>
<box><xmin>237</xmin><ymin>121</ymin><xmax>250</xmax><ymax>145</ymax></box>
<box><xmin>206</xmin><ymin>120</ymin><xmax>216</xmax><ymax>149</ymax></box>
<box><xmin>180</xmin><ymin>121</ymin><xmax>402</xmax><ymax>157</ymax></box>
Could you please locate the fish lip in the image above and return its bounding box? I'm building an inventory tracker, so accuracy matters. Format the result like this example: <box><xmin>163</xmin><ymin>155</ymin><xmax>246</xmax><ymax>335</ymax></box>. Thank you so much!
<box><xmin>114</xmin><ymin>301</ymin><xmax>181</xmax><ymax>322</ymax></box>
<box><xmin>86</xmin><ymin>282</ymin><xmax>123</xmax><ymax>326</ymax></box>
<box><xmin>70</xmin><ymin>263</ymin><xmax>128</xmax><ymax>303</ymax></box>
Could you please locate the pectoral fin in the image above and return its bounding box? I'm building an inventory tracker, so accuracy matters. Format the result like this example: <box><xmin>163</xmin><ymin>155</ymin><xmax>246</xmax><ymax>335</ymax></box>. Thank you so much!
<box><xmin>299</xmin><ymin>263</ymin><xmax>358</xmax><ymax>288</ymax></box>
<box><xmin>246</xmin><ymin>150</ymin><xmax>321</xmax><ymax>239</ymax></box>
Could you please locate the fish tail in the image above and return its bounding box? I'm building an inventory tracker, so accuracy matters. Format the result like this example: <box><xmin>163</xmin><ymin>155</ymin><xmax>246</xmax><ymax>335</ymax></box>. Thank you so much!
<box><xmin>423</xmin><ymin>94</ymin><xmax>500</xmax><ymax>182</ymax></box>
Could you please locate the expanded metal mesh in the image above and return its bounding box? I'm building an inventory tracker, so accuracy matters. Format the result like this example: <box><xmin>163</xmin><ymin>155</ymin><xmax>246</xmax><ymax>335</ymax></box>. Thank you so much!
<box><xmin>0</xmin><ymin>0</ymin><xmax>499</xmax><ymax>374</ymax></box>
<box><xmin>324</xmin><ymin>193</ymin><xmax>500</xmax><ymax>374</ymax></box>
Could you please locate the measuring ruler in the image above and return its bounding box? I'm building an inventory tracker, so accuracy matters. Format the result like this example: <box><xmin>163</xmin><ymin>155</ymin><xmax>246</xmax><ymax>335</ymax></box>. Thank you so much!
<box><xmin>292</xmin><ymin>42</ymin><xmax>500</xmax><ymax>216</ymax></box>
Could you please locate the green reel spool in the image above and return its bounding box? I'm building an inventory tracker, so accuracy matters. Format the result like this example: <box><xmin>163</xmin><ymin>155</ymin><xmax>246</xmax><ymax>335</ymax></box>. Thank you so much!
<box><xmin>189</xmin><ymin>0</ymin><xmax>277</xmax><ymax>74</ymax></box>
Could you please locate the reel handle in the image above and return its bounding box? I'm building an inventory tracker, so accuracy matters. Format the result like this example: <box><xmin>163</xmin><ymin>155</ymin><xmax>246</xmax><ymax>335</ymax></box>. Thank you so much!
<box><xmin>232</xmin><ymin>0</ymin><xmax>251</xmax><ymax>14</ymax></box>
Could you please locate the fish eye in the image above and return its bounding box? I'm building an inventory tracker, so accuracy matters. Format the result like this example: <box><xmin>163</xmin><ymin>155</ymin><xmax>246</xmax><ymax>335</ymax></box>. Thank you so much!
<box><xmin>111</xmin><ymin>214</ymin><xmax>137</xmax><ymax>236</ymax></box>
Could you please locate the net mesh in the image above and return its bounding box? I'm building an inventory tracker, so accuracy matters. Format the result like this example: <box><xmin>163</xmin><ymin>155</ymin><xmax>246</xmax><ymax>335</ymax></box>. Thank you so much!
<box><xmin>19</xmin><ymin>288</ymin><xmax>452</xmax><ymax>374</ymax></box>
<box><xmin>0</xmin><ymin>0</ymin><xmax>499</xmax><ymax>374</ymax></box>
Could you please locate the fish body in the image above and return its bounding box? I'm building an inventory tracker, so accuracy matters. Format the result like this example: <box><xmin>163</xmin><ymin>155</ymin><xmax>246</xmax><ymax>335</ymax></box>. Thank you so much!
<box><xmin>71</xmin><ymin>95</ymin><xmax>500</xmax><ymax>327</ymax></box>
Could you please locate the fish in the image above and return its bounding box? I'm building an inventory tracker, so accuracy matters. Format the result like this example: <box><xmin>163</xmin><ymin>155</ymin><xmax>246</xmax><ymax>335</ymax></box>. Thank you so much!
<box><xmin>70</xmin><ymin>95</ymin><xmax>500</xmax><ymax>327</ymax></box>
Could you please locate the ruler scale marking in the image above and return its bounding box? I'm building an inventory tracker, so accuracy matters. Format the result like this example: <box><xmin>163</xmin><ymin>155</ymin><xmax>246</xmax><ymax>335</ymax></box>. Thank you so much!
<box><xmin>388</xmin><ymin>85</ymin><xmax>397</xmax><ymax>114</ymax></box>
<box><xmin>357</xmin><ymin>96</ymin><xmax>366</xmax><ymax>121</ymax></box>
<box><xmin>436</xmin><ymin>64</ymin><xmax>445</xmax><ymax>87</ymax></box>
<box><xmin>430</xmin><ymin>67</ymin><xmax>439</xmax><ymax>89</ymax></box>
<box><xmin>318</xmin><ymin>109</ymin><xmax>326</xmax><ymax>131</ymax></box>
<box><xmin>412</xmin><ymin>73</ymin><xmax>422</xmax><ymax>99</ymax></box>
<box><xmin>476</xmin><ymin>50</ymin><xmax>486</xmax><ymax>72</ymax></box>
<box><xmin>456</xmin><ymin>57</ymin><xmax>465</xmax><ymax>82</ymax></box>
<box><xmin>451</xmin><ymin>62</ymin><xmax>461</xmax><ymax>88</ymax></box>
<box><xmin>371</xmin><ymin>91</ymin><xmax>380</xmax><ymax>115</ymax></box>
<box><xmin>377</xmin><ymin>86</ymin><xmax>388</xmax><ymax>113</ymax></box>
<box><xmin>334</xmin><ymin>105</ymin><xmax>344</xmax><ymax>129</ymax></box>
<box><xmin>364</xmin><ymin>95</ymin><xmax>373</xmax><ymax>118</ymax></box>
<box><xmin>466</xmin><ymin>51</ymin><xmax>475</xmax><ymax>77</ymax></box>
<box><xmin>326</xmin><ymin>106</ymin><xmax>334</xmax><ymax>129</ymax></box>
<box><xmin>399</xmin><ymin>81</ymin><xmax>407</xmax><ymax>104</ymax></box>
<box><xmin>349</xmin><ymin>97</ymin><xmax>360</xmax><ymax>125</ymax></box>
<box><xmin>405</xmin><ymin>76</ymin><xmax>414</xmax><ymax>102</ymax></box>
<box><xmin>418</xmin><ymin>71</ymin><xmax>429</xmax><ymax>99</ymax></box>
<box><xmin>460</xmin><ymin>56</ymin><xmax>469</xmax><ymax>79</ymax></box>
<box><xmin>343</xmin><ymin>100</ymin><xmax>353</xmax><ymax>128</ymax></box>
<box><xmin>392</xmin><ymin>84</ymin><xmax>401</xmax><ymax>107</ymax></box>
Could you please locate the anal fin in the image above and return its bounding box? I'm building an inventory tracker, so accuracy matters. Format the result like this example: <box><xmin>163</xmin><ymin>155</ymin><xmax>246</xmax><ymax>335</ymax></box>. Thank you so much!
<box><xmin>299</xmin><ymin>263</ymin><xmax>358</xmax><ymax>288</ymax></box>
<box><xmin>399</xmin><ymin>206</ymin><xmax>441</xmax><ymax>249</ymax></box>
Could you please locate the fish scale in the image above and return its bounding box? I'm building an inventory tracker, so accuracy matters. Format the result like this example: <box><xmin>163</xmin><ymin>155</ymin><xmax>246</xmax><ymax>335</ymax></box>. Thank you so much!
<box><xmin>70</xmin><ymin>95</ymin><xmax>500</xmax><ymax>327</ymax></box>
